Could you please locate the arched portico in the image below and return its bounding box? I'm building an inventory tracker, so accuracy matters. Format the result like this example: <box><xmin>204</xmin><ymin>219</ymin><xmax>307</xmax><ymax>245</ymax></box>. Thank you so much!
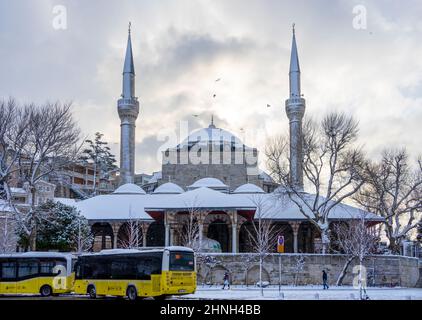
<box><xmin>91</xmin><ymin>222</ymin><xmax>114</xmax><ymax>251</ymax></box>
<box><xmin>117</xmin><ymin>222</ymin><xmax>143</xmax><ymax>248</ymax></box>
<box><xmin>146</xmin><ymin>221</ymin><xmax>165</xmax><ymax>247</ymax></box>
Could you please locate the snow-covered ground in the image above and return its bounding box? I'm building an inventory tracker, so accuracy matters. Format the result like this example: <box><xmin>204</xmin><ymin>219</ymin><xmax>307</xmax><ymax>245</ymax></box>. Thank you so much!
<box><xmin>176</xmin><ymin>285</ymin><xmax>422</xmax><ymax>300</ymax></box>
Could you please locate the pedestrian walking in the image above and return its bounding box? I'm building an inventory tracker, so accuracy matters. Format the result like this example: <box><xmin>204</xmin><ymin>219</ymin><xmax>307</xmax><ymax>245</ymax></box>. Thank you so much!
<box><xmin>322</xmin><ymin>270</ymin><xmax>329</xmax><ymax>290</ymax></box>
<box><xmin>222</xmin><ymin>272</ymin><xmax>230</xmax><ymax>290</ymax></box>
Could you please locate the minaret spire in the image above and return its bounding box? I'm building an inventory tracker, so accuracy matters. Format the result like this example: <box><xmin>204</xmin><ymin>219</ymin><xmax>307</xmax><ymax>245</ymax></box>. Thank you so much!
<box><xmin>289</xmin><ymin>23</ymin><xmax>301</xmax><ymax>98</ymax></box>
<box><xmin>118</xmin><ymin>23</ymin><xmax>140</xmax><ymax>185</ymax></box>
<box><xmin>285</xmin><ymin>25</ymin><xmax>305</xmax><ymax>189</ymax></box>
<box><xmin>122</xmin><ymin>22</ymin><xmax>135</xmax><ymax>98</ymax></box>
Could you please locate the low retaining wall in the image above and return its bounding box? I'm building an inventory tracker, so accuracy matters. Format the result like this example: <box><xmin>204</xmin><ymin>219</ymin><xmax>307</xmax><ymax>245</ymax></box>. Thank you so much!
<box><xmin>196</xmin><ymin>254</ymin><xmax>420</xmax><ymax>288</ymax></box>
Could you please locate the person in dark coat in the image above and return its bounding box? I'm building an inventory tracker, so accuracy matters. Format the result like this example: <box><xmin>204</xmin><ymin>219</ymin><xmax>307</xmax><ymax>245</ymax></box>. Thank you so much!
<box><xmin>322</xmin><ymin>270</ymin><xmax>329</xmax><ymax>290</ymax></box>
<box><xmin>222</xmin><ymin>272</ymin><xmax>230</xmax><ymax>290</ymax></box>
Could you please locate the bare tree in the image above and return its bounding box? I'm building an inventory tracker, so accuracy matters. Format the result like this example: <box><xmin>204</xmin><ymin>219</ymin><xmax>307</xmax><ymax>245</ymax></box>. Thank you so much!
<box><xmin>178</xmin><ymin>196</ymin><xmax>205</xmax><ymax>253</ymax></box>
<box><xmin>118</xmin><ymin>221</ymin><xmax>142</xmax><ymax>249</ymax></box>
<box><xmin>0</xmin><ymin>99</ymin><xmax>30</xmax><ymax>221</ymax></box>
<box><xmin>0</xmin><ymin>205</ymin><xmax>17</xmax><ymax>253</ymax></box>
<box><xmin>118</xmin><ymin>207</ymin><xmax>142</xmax><ymax>249</ymax></box>
<box><xmin>332</xmin><ymin>212</ymin><xmax>378</xmax><ymax>299</ymax></box>
<box><xmin>355</xmin><ymin>149</ymin><xmax>422</xmax><ymax>254</ymax></box>
<box><xmin>247</xmin><ymin>194</ymin><xmax>279</xmax><ymax>296</ymax></box>
<box><xmin>293</xmin><ymin>254</ymin><xmax>306</xmax><ymax>286</ymax></box>
<box><xmin>17</xmin><ymin>102</ymin><xmax>80</xmax><ymax>250</ymax></box>
<box><xmin>266</xmin><ymin>113</ymin><xmax>366</xmax><ymax>253</ymax></box>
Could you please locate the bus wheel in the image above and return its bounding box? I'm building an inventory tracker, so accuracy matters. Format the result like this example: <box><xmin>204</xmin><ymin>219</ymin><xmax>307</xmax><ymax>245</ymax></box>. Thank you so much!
<box><xmin>40</xmin><ymin>285</ymin><xmax>52</xmax><ymax>297</ymax></box>
<box><xmin>126</xmin><ymin>286</ymin><xmax>138</xmax><ymax>301</ymax></box>
<box><xmin>88</xmin><ymin>285</ymin><xmax>97</xmax><ymax>299</ymax></box>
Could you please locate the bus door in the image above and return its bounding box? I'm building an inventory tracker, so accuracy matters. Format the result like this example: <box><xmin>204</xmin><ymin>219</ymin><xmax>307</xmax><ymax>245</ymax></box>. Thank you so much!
<box><xmin>0</xmin><ymin>259</ymin><xmax>17</xmax><ymax>294</ymax></box>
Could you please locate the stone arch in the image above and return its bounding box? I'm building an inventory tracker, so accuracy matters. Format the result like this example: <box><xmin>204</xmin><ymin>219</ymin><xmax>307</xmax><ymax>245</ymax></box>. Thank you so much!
<box><xmin>239</xmin><ymin>221</ymin><xmax>255</xmax><ymax>253</ymax></box>
<box><xmin>146</xmin><ymin>221</ymin><xmax>165</xmax><ymax>247</ymax></box>
<box><xmin>117</xmin><ymin>222</ymin><xmax>143</xmax><ymax>248</ymax></box>
<box><xmin>210</xmin><ymin>265</ymin><xmax>229</xmax><ymax>285</ymax></box>
<box><xmin>207</xmin><ymin>218</ymin><xmax>230</xmax><ymax>253</ymax></box>
<box><xmin>271</xmin><ymin>222</ymin><xmax>294</xmax><ymax>253</ymax></box>
<box><xmin>246</xmin><ymin>265</ymin><xmax>270</xmax><ymax>285</ymax></box>
<box><xmin>298</xmin><ymin>222</ymin><xmax>320</xmax><ymax>253</ymax></box>
<box><xmin>329</xmin><ymin>221</ymin><xmax>350</xmax><ymax>253</ymax></box>
<box><xmin>91</xmin><ymin>222</ymin><xmax>114</xmax><ymax>251</ymax></box>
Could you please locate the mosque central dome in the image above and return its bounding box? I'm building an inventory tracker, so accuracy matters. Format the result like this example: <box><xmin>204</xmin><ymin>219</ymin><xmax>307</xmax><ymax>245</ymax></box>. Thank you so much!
<box><xmin>177</xmin><ymin>122</ymin><xmax>246</xmax><ymax>149</ymax></box>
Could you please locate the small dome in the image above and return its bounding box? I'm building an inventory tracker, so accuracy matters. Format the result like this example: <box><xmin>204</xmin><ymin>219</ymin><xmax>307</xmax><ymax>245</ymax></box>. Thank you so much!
<box><xmin>188</xmin><ymin>177</ymin><xmax>228</xmax><ymax>189</ymax></box>
<box><xmin>113</xmin><ymin>183</ymin><xmax>146</xmax><ymax>195</ymax></box>
<box><xmin>233</xmin><ymin>183</ymin><xmax>265</xmax><ymax>194</ymax></box>
<box><xmin>153</xmin><ymin>182</ymin><xmax>184</xmax><ymax>194</ymax></box>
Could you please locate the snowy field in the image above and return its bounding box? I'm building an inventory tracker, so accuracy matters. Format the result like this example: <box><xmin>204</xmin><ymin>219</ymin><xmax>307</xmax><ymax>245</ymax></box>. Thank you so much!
<box><xmin>176</xmin><ymin>285</ymin><xmax>422</xmax><ymax>300</ymax></box>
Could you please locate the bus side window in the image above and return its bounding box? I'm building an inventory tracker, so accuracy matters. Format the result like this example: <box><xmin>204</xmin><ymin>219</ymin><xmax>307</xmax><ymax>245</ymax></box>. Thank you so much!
<box><xmin>1</xmin><ymin>260</ymin><xmax>17</xmax><ymax>280</ymax></box>
<box><xmin>40</xmin><ymin>260</ymin><xmax>55</xmax><ymax>276</ymax></box>
<box><xmin>18</xmin><ymin>260</ymin><xmax>39</xmax><ymax>280</ymax></box>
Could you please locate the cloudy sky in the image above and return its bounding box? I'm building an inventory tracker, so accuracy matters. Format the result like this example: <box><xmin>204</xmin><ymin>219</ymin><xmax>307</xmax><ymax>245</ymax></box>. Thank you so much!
<box><xmin>0</xmin><ymin>0</ymin><xmax>421</xmax><ymax>175</ymax></box>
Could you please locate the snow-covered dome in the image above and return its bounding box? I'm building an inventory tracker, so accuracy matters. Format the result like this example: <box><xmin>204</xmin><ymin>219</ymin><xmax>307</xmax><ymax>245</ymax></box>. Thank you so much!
<box><xmin>233</xmin><ymin>183</ymin><xmax>265</xmax><ymax>194</ymax></box>
<box><xmin>178</xmin><ymin>122</ymin><xmax>246</xmax><ymax>148</ymax></box>
<box><xmin>113</xmin><ymin>183</ymin><xmax>146</xmax><ymax>195</ymax></box>
<box><xmin>188</xmin><ymin>178</ymin><xmax>228</xmax><ymax>189</ymax></box>
<box><xmin>153</xmin><ymin>182</ymin><xmax>184</xmax><ymax>194</ymax></box>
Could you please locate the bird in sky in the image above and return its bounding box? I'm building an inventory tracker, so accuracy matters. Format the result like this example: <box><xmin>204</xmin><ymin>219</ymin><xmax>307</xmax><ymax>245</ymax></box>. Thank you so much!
<box><xmin>192</xmin><ymin>114</ymin><xmax>199</xmax><ymax>117</ymax></box>
<box><xmin>213</xmin><ymin>94</ymin><xmax>217</xmax><ymax>98</ymax></box>
<box><xmin>215</xmin><ymin>78</ymin><xmax>221</xmax><ymax>82</ymax></box>
<box><xmin>267</xmin><ymin>104</ymin><xmax>271</xmax><ymax>108</ymax></box>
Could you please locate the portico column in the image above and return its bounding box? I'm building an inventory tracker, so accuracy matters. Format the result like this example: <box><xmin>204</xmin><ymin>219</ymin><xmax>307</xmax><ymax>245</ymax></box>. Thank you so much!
<box><xmin>231</xmin><ymin>224</ymin><xmax>237</xmax><ymax>253</ymax></box>
<box><xmin>165</xmin><ymin>223</ymin><xmax>170</xmax><ymax>247</ymax></box>
<box><xmin>290</xmin><ymin>222</ymin><xmax>301</xmax><ymax>253</ymax></box>
<box><xmin>164</xmin><ymin>211</ymin><xmax>170</xmax><ymax>247</ymax></box>
<box><xmin>230</xmin><ymin>211</ymin><xmax>238</xmax><ymax>253</ymax></box>
<box><xmin>141</xmin><ymin>222</ymin><xmax>149</xmax><ymax>247</ymax></box>
<box><xmin>111</xmin><ymin>222</ymin><xmax>122</xmax><ymax>249</ymax></box>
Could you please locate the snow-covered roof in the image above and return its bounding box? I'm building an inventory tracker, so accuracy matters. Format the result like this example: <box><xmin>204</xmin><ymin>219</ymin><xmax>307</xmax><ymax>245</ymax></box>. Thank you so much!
<box><xmin>177</xmin><ymin>124</ymin><xmax>247</xmax><ymax>149</ymax></box>
<box><xmin>113</xmin><ymin>183</ymin><xmax>146</xmax><ymax>195</ymax></box>
<box><xmin>153</xmin><ymin>182</ymin><xmax>184</xmax><ymax>194</ymax></box>
<box><xmin>254</xmin><ymin>192</ymin><xmax>382</xmax><ymax>221</ymax></box>
<box><xmin>54</xmin><ymin>197</ymin><xmax>78</xmax><ymax>207</ymax></box>
<box><xmin>75</xmin><ymin>183</ymin><xmax>380</xmax><ymax>223</ymax></box>
<box><xmin>75</xmin><ymin>193</ymin><xmax>153</xmax><ymax>221</ymax></box>
<box><xmin>145</xmin><ymin>187</ymin><xmax>255</xmax><ymax>210</ymax></box>
<box><xmin>233</xmin><ymin>183</ymin><xmax>265</xmax><ymax>194</ymax></box>
<box><xmin>188</xmin><ymin>177</ymin><xmax>228</xmax><ymax>189</ymax></box>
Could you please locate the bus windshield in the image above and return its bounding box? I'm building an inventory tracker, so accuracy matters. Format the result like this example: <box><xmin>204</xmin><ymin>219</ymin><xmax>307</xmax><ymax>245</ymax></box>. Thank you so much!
<box><xmin>169</xmin><ymin>251</ymin><xmax>194</xmax><ymax>271</ymax></box>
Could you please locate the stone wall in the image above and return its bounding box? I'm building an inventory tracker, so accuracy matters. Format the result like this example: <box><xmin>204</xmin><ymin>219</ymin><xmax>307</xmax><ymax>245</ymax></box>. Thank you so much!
<box><xmin>197</xmin><ymin>254</ymin><xmax>420</xmax><ymax>288</ymax></box>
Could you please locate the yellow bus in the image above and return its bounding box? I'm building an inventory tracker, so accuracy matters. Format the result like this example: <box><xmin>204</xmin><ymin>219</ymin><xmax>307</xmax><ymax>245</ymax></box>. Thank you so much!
<box><xmin>73</xmin><ymin>246</ymin><xmax>196</xmax><ymax>300</ymax></box>
<box><xmin>0</xmin><ymin>252</ymin><xmax>75</xmax><ymax>297</ymax></box>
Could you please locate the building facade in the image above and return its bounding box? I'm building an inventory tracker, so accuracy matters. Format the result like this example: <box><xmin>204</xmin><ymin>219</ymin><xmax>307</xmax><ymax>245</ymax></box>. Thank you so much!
<box><xmin>71</xmin><ymin>26</ymin><xmax>381</xmax><ymax>254</ymax></box>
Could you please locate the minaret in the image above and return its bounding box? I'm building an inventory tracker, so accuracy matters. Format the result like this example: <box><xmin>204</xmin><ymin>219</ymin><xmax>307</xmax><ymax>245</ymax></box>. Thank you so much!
<box><xmin>285</xmin><ymin>24</ymin><xmax>305</xmax><ymax>189</ymax></box>
<box><xmin>118</xmin><ymin>23</ymin><xmax>139</xmax><ymax>185</ymax></box>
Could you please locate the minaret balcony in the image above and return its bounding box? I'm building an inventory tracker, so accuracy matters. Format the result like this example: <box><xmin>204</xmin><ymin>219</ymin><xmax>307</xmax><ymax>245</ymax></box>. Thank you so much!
<box><xmin>118</xmin><ymin>97</ymin><xmax>139</xmax><ymax>107</ymax></box>
<box><xmin>285</xmin><ymin>97</ymin><xmax>306</xmax><ymax>106</ymax></box>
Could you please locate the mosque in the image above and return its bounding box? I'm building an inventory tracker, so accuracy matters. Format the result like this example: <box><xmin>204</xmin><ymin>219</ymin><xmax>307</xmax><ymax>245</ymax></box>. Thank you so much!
<box><xmin>75</xmin><ymin>25</ymin><xmax>379</xmax><ymax>253</ymax></box>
